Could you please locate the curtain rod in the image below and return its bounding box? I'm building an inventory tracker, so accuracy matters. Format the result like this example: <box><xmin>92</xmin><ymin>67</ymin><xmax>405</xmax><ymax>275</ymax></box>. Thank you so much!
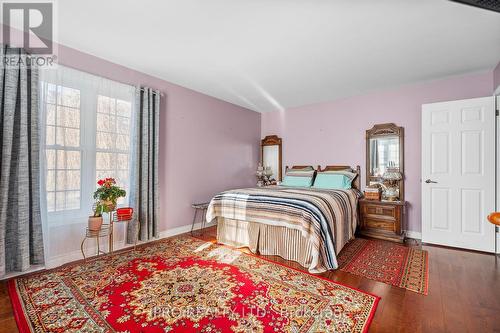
<box><xmin>41</xmin><ymin>64</ymin><xmax>167</xmax><ymax>98</ymax></box>
<box><xmin>139</xmin><ymin>87</ymin><xmax>164</xmax><ymax>97</ymax></box>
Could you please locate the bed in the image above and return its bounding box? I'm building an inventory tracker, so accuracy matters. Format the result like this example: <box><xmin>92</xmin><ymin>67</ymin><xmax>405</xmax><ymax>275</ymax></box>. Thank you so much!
<box><xmin>206</xmin><ymin>165</ymin><xmax>361</xmax><ymax>273</ymax></box>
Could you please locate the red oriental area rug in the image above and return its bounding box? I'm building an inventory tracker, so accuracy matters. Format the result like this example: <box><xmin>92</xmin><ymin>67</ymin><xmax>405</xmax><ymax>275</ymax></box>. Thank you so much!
<box><xmin>9</xmin><ymin>236</ymin><xmax>379</xmax><ymax>332</ymax></box>
<box><xmin>338</xmin><ymin>238</ymin><xmax>429</xmax><ymax>295</ymax></box>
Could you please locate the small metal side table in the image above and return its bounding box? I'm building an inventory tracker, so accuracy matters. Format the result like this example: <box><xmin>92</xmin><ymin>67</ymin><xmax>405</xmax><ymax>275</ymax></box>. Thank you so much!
<box><xmin>82</xmin><ymin>208</ymin><xmax>137</xmax><ymax>260</ymax></box>
<box><xmin>81</xmin><ymin>224</ymin><xmax>111</xmax><ymax>259</ymax></box>
<box><xmin>112</xmin><ymin>211</ymin><xmax>139</xmax><ymax>251</ymax></box>
<box><xmin>191</xmin><ymin>202</ymin><xmax>210</xmax><ymax>235</ymax></box>
<box><xmin>108</xmin><ymin>208</ymin><xmax>136</xmax><ymax>253</ymax></box>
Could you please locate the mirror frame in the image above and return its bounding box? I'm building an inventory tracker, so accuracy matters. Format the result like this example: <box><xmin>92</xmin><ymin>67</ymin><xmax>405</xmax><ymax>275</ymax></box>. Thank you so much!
<box><xmin>365</xmin><ymin>123</ymin><xmax>405</xmax><ymax>200</ymax></box>
<box><xmin>261</xmin><ymin>135</ymin><xmax>283</xmax><ymax>181</ymax></box>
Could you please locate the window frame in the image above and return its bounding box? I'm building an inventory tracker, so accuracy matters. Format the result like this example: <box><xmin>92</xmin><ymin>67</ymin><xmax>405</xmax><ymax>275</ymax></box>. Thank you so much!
<box><xmin>95</xmin><ymin>94</ymin><xmax>134</xmax><ymax>206</ymax></box>
<box><xmin>40</xmin><ymin>70</ymin><xmax>134</xmax><ymax>225</ymax></box>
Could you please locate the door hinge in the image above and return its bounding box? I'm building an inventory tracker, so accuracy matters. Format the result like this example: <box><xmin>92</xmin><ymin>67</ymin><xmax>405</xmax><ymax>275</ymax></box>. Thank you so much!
<box><xmin>496</xmin><ymin>109</ymin><xmax>499</xmax><ymax>116</ymax></box>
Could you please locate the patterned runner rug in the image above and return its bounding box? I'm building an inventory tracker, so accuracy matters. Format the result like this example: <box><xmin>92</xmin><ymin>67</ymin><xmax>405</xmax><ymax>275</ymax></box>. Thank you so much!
<box><xmin>9</xmin><ymin>236</ymin><xmax>379</xmax><ymax>332</ymax></box>
<box><xmin>338</xmin><ymin>238</ymin><xmax>429</xmax><ymax>295</ymax></box>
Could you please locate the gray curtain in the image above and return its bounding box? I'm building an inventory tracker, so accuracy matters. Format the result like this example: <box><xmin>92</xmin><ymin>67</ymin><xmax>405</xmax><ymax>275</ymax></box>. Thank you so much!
<box><xmin>128</xmin><ymin>87</ymin><xmax>160</xmax><ymax>242</ymax></box>
<box><xmin>0</xmin><ymin>45</ymin><xmax>44</xmax><ymax>277</ymax></box>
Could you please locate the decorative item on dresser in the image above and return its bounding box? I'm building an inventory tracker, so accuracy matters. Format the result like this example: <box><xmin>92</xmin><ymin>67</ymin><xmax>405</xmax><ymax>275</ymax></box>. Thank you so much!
<box><xmin>361</xmin><ymin>123</ymin><xmax>406</xmax><ymax>242</ymax></box>
<box><xmin>256</xmin><ymin>163</ymin><xmax>274</xmax><ymax>187</ymax></box>
<box><xmin>382</xmin><ymin>162</ymin><xmax>403</xmax><ymax>201</ymax></box>
<box><xmin>364</xmin><ymin>184</ymin><xmax>382</xmax><ymax>201</ymax></box>
<box><xmin>256</xmin><ymin>163</ymin><xmax>266</xmax><ymax>187</ymax></box>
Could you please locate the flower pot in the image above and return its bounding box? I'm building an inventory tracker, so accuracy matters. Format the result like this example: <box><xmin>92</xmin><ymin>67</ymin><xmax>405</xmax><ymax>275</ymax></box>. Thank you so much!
<box><xmin>88</xmin><ymin>216</ymin><xmax>103</xmax><ymax>231</ymax></box>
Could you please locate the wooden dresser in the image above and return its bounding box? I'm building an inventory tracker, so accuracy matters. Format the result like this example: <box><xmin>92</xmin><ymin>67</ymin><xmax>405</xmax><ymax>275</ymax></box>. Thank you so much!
<box><xmin>359</xmin><ymin>199</ymin><xmax>406</xmax><ymax>243</ymax></box>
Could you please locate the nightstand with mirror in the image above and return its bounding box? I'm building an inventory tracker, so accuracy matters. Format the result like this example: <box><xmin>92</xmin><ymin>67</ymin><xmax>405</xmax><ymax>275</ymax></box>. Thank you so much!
<box><xmin>360</xmin><ymin>123</ymin><xmax>406</xmax><ymax>242</ymax></box>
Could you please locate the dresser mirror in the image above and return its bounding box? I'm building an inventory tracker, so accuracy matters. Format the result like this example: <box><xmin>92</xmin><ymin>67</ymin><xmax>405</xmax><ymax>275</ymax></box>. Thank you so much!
<box><xmin>366</xmin><ymin>123</ymin><xmax>404</xmax><ymax>201</ymax></box>
<box><xmin>261</xmin><ymin>135</ymin><xmax>282</xmax><ymax>181</ymax></box>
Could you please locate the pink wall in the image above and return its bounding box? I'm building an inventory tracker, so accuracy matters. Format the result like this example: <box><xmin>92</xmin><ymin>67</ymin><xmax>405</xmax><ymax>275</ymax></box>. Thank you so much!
<box><xmin>262</xmin><ymin>71</ymin><xmax>495</xmax><ymax>232</ymax></box>
<box><xmin>495</xmin><ymin>62</ymin><xmax>500</xmax><ymax>92</ymax></box>
<box><xmin>58</xmin><ymin>45</ymin><xmax>261</xmax><ymax>231</ymax></box>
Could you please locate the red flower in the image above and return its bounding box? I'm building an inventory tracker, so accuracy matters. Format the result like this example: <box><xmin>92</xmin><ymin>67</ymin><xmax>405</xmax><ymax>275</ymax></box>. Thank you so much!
<box><xmin>104</xmin><ymin>178</ymin><xmax>116</xmax><ymax>184</ymax></box>
<box><xmin>97</xmin><ymin>178</ymin><xmax>118</xmax><ymax>189</ymax></box>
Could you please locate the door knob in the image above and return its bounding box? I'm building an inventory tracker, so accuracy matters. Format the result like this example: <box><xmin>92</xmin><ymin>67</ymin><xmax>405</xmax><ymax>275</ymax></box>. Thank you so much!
<box><xmin>425</xmin><ymin>179</ymin><xmax>438</xmax><ymax>184</ymax></box>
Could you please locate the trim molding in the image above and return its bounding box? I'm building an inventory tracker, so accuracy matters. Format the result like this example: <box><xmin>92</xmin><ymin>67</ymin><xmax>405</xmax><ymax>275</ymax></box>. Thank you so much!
<box><xmin>158</xmin><ymin>220</ymin><xmax>215</xmax><ymax>239</ymax></box>
<box><xmin>497</xmin><ymin>229</ymin><xmax>500</xmax><ymax>254</ymax></box>
<box><xmin>1</xmin><ymin>265</ymin><xmax>45</xmax><ymax>281</ymax></box>
<box><xmin>46</xmin><ymin>220</ymin><xmax>215</xmax><ymax>269</ymax></box>
<box><xmin>405</xmin><ymin>231</ymin><xmax>422</xmax><ymax>240</ymax></box>
<box><xmin>7</xmin><ymin>223</ymin><xmax>429</xmax><ymax>277</ymax></box>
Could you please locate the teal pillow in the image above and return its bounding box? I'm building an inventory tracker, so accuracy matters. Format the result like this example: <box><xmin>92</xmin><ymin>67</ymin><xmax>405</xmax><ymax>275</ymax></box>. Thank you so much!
<box><xmin>282</xmin><ymin>175</ymin><xmax>313</xmax><ymax>187</ymax></box>
<box><xmin>313</xmin><ymin>173</ymin><xmax>352</xmax><ymax>190</ymax></box>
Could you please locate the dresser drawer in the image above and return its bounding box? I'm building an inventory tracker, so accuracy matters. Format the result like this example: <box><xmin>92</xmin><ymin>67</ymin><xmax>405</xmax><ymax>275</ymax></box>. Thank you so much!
<box><xmin>358</xmin><ymin>199</ymin><xmax>406</xmax><ymax>242</ymax></box>
<box><xmin>362</xmin><ymin>204</ymin><xmax>396</xmax><ymax>221</ymax></box>
<box><xmin>364</xmin><ymin>218</ymin><xmax>396</xmax><ymax>232</ymax></box>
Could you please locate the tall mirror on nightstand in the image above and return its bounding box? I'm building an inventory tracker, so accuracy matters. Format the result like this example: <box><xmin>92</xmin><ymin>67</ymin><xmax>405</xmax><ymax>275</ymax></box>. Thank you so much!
<box><xmin>261</xmin><ymin>135</ymin><xmax>282</xmax><ymax>185</ymax></box>
<box><xmin>360</xmin><ymin>123</ymin><xmax>407</xmax><ymax>242</ymax></box>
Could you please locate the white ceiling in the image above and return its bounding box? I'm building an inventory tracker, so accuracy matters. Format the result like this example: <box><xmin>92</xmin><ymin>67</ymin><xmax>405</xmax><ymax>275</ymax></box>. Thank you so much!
<box><xmin>55</xmin><ymin>0</ymin><xmax>500</xmax><ymax>112</ymax></box>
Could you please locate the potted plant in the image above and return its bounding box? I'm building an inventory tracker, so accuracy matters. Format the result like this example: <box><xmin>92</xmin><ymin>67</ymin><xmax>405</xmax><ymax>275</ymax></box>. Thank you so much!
<box><xmin>93</xmin><ymin>178</ymin><xmax>127</xmax><ymax>213</ymax></box>
<box><xmin>88</xmin><ymin>201</ymin><xmax>104</xmax><ymax>231</ymax></box>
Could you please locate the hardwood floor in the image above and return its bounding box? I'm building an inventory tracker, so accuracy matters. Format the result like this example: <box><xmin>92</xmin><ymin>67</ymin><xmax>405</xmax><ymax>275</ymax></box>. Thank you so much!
<box><xmin>1</xmin><ymin>226</ymin><xmax>500</xmax><ymax>332</ymax></box>
<box><xmin>0</xmin><ymin>278</ymin><xmax>17</xmax><ymax>333</ymax></box>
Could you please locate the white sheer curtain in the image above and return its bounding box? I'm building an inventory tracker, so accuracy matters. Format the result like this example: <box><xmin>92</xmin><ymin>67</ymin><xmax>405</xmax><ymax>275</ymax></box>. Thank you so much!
<box><xmin>38</xmin><ymin>65</ymin><xmax>136</xmax><ymax>267</ymax></box>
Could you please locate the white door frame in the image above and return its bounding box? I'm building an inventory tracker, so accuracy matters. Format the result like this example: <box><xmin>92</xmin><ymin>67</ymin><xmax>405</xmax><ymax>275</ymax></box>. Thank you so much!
<box><xmin>496</xmin><ymin>94</ymin><xmax>500</xmax><ymax>254</ymax></box>
<box><xmin>422</xmin><ymin>97</ymin><xmax>496</xmax><ymax>253</ymax></box>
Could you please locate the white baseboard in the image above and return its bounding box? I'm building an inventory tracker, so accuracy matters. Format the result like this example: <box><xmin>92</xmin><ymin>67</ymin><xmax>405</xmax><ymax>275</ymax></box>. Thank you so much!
<box><xmin>405</xmin><ymin>231</ymin><xmax>422</xmax><ymax>240</ymax></box>
<box><xmin>158</xmin><ymin>220</ymin><xmax>215</xmax><ymax>239</ymax></box>
<box><xmin>45</xmin><ymin>220</ymin><xmax>215</xmax><ymax>270</ymax></box>
<box><xmin>496</xmin><ymin>227</ymin><xmax>500</xmax><ymax>254</ymax></box>
<box><xmin>47</xmin><ymin>250</ymin><xmax>87</xmax><ymax>269</ymax></box>
<box><xmin>46</xmin><ymin>238</ymin><xmax>132</xmax><ymax>269</ymax></box>
<box><xmin>1</xmin><ymin>265</ymin><xmax>45</xmax><ymax>281</ymax></box>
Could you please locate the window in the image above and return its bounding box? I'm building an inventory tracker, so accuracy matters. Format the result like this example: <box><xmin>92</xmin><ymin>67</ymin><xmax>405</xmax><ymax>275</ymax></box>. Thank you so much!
<box><xmin>40</xmin><ymin>66</ymin><xmax>136</xmax><ymax>222</ymax></box>
<box><xmin>44</xmin><ymin>85</ymin><xmax>82</xmax><ymax>212</ymax></box>
<box><xmin>95</xmin><ymin>95</ymin><xmax>132</xmax><ymax>204</ymax></box>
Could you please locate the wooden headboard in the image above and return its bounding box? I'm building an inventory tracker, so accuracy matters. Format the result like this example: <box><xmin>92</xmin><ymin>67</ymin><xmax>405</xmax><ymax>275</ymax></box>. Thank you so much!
<box><xmin>285</xmin><ymin>165</ymin><xmax>315</xmax><ymax>171</ymax></box>
<box><xmin>317</xmin><ymin>165</ymin><xmax>361</xmax><ymax>190</ymax></box>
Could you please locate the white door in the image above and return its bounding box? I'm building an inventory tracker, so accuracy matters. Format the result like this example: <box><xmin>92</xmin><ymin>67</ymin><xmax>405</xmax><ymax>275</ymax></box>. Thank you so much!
<box><xmin>422</xmin><ymin>97</ymin><xmax>496</xmax><ymax>253</ymax></box>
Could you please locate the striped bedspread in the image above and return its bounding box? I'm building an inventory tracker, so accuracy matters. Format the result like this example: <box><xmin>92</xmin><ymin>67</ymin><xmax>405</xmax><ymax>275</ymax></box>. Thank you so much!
<box><xmin>206</xmin><ymin>186</ymin><xmax>361</xmax><ymax>270</ymax></box>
